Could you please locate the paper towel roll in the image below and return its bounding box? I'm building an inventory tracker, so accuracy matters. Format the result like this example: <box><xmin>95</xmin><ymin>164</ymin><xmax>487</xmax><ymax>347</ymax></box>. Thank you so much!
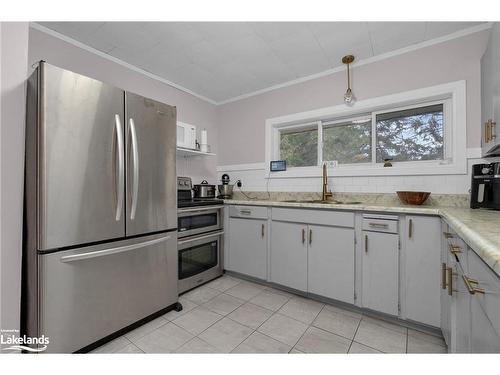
<box><xmin>201</xmin><ymin>129</ymin><xmax>208</xmax><ymax>145</ymax></box>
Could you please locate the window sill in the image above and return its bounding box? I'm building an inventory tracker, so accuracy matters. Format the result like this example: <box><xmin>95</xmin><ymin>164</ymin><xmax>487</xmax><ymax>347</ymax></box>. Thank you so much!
<box><xmin>265</xmin><ymin>161</ymin><xmax>467</xmax><ymax>178</ymax></box>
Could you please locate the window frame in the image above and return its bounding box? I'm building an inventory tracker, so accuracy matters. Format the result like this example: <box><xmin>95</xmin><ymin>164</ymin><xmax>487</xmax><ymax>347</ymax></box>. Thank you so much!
<box><xmin>265</xmin><ymin>80</ymin><xmax>466</xmax><ymax>178</ymax></box>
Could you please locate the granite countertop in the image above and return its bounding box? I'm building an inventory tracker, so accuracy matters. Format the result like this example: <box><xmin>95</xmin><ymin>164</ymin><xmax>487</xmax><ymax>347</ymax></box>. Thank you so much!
<box><xmin>224</xmin><ymin>199</ymin><xmax>500</xmax><ymax>278</ymax></box>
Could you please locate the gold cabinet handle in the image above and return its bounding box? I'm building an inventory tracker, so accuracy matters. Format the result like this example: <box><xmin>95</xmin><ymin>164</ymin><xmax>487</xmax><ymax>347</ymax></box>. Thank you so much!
<box><xmin>302</xmin><ymin>228</ymin><xmax>305</xmax><ymax>244</ymax></box>
<box><xmin>261</xmin><ymin>223</ymin><xmax>264</xmax><ymax>238</ymax></box>
<box><xmin>443</xmin><ymin>232</ymin><xmax>454</xmax><ymax>239</ymax></box>
<box><xmin>463</xmin><ymin>275</ymin><xmax>475</xmax><ymax>294</ymax></box>
<box><xmin>408</xmin><ymin>219</ymin><xmax>413</xmax><ymax>239</ymax></box>
<box><xmin>447</xmin><ymin>267</ymin><xmax>453</xmax><ymax>296</ymax></box>
<box><xmin>368</xmin><ymin>222</ymin><xmax>388</xmax><ymax>229</ymax></box>
<box><xmin>442</xmin><ymin>263</ymin><xmax>447</xmax><ymax>290</ymax></box>
<box><xmin>449</xmin><ymin>244</ymin><xmax>462</xmax><ymax>254</ymax></box>
<box><xmin>485</xmin><ymin>120</ymin><xmax>491</xmax><ymax>143</ymax></box>
<box><xmin>365</xmin><ymin>234</ymin><xmax>368</xmax><ymax>253</ymax></box>
<box><xmin>309</xmin><ymin>229</ymin><xmax>312</xmax><ymax>245</ymax></box>
<box><xmin>463</xmin><ymin>275</ymin><xmax>486</xmax><ymax>295</ymax></box>
<box><xmin>491</xmin><ymin>120</ymin><xmax>497</xmax><ymax>140</ymax></box>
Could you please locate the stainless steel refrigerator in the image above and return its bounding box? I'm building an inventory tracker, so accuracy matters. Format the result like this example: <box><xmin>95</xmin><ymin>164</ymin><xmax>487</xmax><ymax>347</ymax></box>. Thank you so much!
<box><xmin>23</xmin><ymin>62</ymin><xmax>179</xmax><ymax>353</ymax></box>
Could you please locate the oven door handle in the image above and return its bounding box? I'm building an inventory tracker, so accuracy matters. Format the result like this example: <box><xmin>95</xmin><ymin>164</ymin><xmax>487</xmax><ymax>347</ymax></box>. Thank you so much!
<box><xmin>178</xmin><ymin>230</ymin><xmax>225</xmax><ymax>245</ymax></box>
<box><xmin>178</xmin><ymin>205</ymin><xmax>224</xmax><ymax>213</ymax></box>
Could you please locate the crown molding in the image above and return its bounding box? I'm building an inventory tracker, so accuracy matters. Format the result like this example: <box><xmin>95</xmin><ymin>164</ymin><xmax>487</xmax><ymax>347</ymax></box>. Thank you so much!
<box><xmin>29</xmin><ymin>23</ymin><xmax>218</xmax><ymax>105</ymax></box>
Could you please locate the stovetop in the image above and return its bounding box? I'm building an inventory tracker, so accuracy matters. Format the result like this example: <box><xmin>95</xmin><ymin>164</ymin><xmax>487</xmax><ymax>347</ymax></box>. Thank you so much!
<box><xmin>178</xmin><ymin>197</ymin><xmax>224</xmax><ymax>209</ymax></box>
<box><xmin>177</xmin><ymin>176</ymin><xmax>224</xmax><ymax>208</ymax></box>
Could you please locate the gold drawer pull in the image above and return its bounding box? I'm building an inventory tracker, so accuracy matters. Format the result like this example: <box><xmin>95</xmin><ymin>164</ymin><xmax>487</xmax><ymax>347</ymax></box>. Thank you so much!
<box><xmin>449</xmin><ymin>244</ymin><xmax>462</xmax><ymax>254</ymax></box>
<box><xmin>441</xmin><ymin>263</ymin><xmax>447</xmax><ymax>289</ymax></box>
<box><xmin>443</xmin><ymin>232</ymin><xmax>454</xmax><ymax>239</ymax></box>
<box><xmin>447</xmin><ymin>267</ymin><xmax>454</xmax><ymax>296</ymax></box>
<box><xmin>368</xmin><ymin>222</ymin><xmax>389</xmax><ymax>229</ymax></box>
<box><xmin>463</xmin><ymin>275</ymin><xmax>486</xmax><ymax>295</ymax></box>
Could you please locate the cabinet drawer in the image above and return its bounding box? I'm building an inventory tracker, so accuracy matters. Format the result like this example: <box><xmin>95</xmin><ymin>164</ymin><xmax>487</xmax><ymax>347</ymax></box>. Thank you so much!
<box><xmin>443</xmin><ymin>228</ymin><xmax>468</xmax><ymax>270</ymax></box>
<box><xmin>362</xmin><ymin>216</ymin><xmax>398</xmax><ymax>234</ymax></box>
<box><xmin>468</xmin><ymin>249</ymin><xmax>500</xmax><ymax>336</ymax></box>
<box><xmin>229</xmin><ymin>205</ymin><xmax>268</xmax><ymax>220</ymax></box>
<box><xmin>271</xmin><ymin>208</ymin><xmax>354</xmax><ymax>228</ymax></box>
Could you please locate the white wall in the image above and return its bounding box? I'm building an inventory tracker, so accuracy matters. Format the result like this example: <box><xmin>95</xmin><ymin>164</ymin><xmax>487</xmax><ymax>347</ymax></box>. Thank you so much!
<box><xmin>28</xmin><ymin>27</ymin><xmax>219</xmax><ymax>184</ymax></box>
<box><xmin>0</xmin><ymin>22</ymin><xmax>29</xmax><ymax>333</ymax></box>
<box><xmin>216</xmin><ymin>29</ymin><xmax>492</xmax><ymax>194</ymax></box>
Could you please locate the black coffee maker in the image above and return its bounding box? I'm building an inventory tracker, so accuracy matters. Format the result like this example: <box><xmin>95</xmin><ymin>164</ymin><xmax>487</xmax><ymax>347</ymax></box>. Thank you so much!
<box><xmin>470</xmin><ymin>162</ymin><xmax>500</xmax><ymax>209</ymax></box>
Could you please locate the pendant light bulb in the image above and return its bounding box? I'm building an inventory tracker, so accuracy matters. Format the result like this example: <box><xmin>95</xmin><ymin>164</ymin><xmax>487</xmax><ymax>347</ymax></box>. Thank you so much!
<box><xmin>342</xmin><ymin>55</ymin><xmax>355</xmax><ymax>105</ymax></box>
<box><xmin>344</xmin><ymin>88</ymin><xmax>353</xmax><ymax>104</ymax></box>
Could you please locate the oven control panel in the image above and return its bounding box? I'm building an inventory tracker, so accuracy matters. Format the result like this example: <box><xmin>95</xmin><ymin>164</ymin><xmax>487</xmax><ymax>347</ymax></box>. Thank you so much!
<box><xmin>177</xmin><ymin>176</ymin><xmax>193</xmax><ymax>191</ymax></box>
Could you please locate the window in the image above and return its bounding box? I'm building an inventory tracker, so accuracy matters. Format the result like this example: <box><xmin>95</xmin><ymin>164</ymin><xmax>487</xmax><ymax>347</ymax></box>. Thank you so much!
<box><xmin>267</xmin><ymin>81</ymin><xmax>466</xmax><ymax>177</ymax></box>
<box><xmin>323</xmin><ymin>117</ymin><xmax>372</xmax><ymax>164</ymax></box>
<box><xmin>375</xmin><ymin>104</ymin><xmax>444</xmax><ymax>163</ymax></box>
<box><xmin>275</xmin><ymin>101</ymin><xmax>449</xmax><ymax>169</ymax></box>
<box><xmin>279</xmin><ymin>124</ymin><xmax>318</xmax><ymax>167</ymax></box>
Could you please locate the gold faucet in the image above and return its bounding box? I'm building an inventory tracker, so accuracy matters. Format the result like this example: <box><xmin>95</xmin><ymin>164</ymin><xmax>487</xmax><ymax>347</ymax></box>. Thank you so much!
<box><xmin>322</xmin><ymin>163</ymin><xmax>333</xmax><ymax>202</ymax></box>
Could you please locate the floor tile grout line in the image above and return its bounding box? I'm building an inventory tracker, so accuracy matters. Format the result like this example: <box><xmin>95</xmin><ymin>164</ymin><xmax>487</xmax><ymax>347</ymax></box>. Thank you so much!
<box><xmin>224</xmin><ymin>302</ymin><xmax>275</xmax><ymax>332</ymax></box>
<box><xmin>311</xmin><ymin>319</ymin><xmax>361</xmax><ymax>343</ymax></box>
<box><xmin>347</xmin><ymin>316</ymin><xmax>363</xmax><ymax>353</ymax></box>
<box><xmin>288</xmin><ymin>303</ymin><xmax>326</xmax><ymax>353</ymax></box>
<box><xmin>350</xmin><ymin>340</ymin><xmax>385</xmax><ymax>353</ymax></box>
<box><xmin>404</xmin><ymin>327</ymin><xmax>409</xmax><ymax>353</ymax></box>
<box><xmin>169</xmin><ymin>310</ymin><xmax>224</xmax><ymax>338</ymax></box>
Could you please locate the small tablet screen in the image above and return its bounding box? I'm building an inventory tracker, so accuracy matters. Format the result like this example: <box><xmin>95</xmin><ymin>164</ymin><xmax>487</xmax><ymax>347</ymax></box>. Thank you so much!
<box><xmin>270</xmin><ymin>160</ymin><xmax>286</xmax><ymax>172</ymax></box>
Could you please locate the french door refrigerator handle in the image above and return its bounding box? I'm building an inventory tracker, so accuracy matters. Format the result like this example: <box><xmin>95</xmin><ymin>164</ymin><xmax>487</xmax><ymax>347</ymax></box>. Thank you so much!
<box><xmin>114</xmin><ymin>114</ymin><xmax>124</xmax><ymax>221</ymax></box>
<box><xmin>60</xmin><ymin>235</ymin><xmax>171</xmax><ymax>263</ymax></box>
<box><xmin>129</xmin><ymin>117</ymin><xmax>139</xmax><ymax>220</ymax></box>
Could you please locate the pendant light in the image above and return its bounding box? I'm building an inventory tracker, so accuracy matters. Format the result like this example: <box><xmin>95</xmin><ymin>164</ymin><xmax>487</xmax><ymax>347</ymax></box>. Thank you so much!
<box><xmin>342</xmin><ymin>55</ymin><xmax>355</xmax><ymax>105</ymax></box>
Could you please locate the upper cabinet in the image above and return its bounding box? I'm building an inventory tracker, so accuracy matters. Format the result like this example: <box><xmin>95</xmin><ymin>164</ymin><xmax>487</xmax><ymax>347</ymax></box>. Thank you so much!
<box><xmin>481</xmin><ymin>23</ymin><xmax>500</xmax><ymax>157</ymax></box>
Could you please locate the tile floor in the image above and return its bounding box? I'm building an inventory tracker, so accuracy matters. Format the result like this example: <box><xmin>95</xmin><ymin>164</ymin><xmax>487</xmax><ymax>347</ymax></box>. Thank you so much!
<box><xmin>92</xmin><ymin>275</ymin><xmax>448</xmax><ymax>354</ymax></box>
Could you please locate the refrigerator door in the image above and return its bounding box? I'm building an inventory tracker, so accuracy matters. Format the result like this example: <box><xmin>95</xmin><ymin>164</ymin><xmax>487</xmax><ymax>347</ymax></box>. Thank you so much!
<box><xmin>38</xmin><ymin>63</ymin><xmax>126</xmax><ymax>250</ymax></box>
<box><xmin>39</xmin><ymin>232</ymin><xmax>178</xmax><ymax>353</ymax></box>
<box><xmin>125</xmin><ymin>92</ymin><xmax>177</xmax><ymax>236</ymax></box>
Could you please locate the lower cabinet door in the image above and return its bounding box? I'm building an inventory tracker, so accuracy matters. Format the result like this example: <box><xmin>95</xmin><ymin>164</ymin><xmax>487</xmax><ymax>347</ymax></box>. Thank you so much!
<box><xmin>454</xmin><ymin>265</ymin><xmax>471</xmax><ymax>353</ymax></box>
<box><xmin>270</xmin><ymin>221</ymin><xmax>307</xmax><ymax>292</ymax></box>
<box><xmin>227</xmin><ymin>217</ymin><xmax>267</xmax><ymax>280</ymax></box>
<box><xmin>440</xmin><ymin>221</ymin><xmax>452</xmax><ymax>346</ymax></box>
<box><xmin>404</xmin><ymin>215</ymin><xmax>441</xmax><ymax>327</ymax></box>
<box><xmin>471</xmin><ymin>296</ymin><xmax>500</xmax><ymax>353</ymax></box>
<box><xmin>361</xmin><ymin>231</ymin><xmax>399</xmax><ymax>316</ymax></box>
<box><xmin>307</xmin><ymin>225</ymin><xmax>354</xmax><ymax>304</ymax></box>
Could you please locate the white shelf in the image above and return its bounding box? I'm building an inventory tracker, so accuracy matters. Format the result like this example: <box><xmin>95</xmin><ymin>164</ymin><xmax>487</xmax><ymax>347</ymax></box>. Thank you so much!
<box><xmin>176</xmin><ymin>147</ymin><xmax>216</xmax><ymax>157</ymax></box>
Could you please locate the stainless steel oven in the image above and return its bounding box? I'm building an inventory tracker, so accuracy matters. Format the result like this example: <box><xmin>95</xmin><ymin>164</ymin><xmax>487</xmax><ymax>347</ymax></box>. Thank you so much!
<box><xmin>177</xmin><ymin>230</ymin><xmax>223</xmax><ymax>293</ymax></box>
<box><xmin>177</xmin><ymin>206</ymin><xmax>223</xmax><ymax>238</ymax></box>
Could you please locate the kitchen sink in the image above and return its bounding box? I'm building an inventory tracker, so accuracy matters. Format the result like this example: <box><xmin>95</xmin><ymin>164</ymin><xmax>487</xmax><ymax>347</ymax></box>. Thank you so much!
<box><xmin>282</xmin><ymin>199</ymin><xmax>362</xmax><ymax>205</ymax></box>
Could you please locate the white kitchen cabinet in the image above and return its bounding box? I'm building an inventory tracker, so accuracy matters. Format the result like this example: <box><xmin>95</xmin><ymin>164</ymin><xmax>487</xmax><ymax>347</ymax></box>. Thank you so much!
<box><xmin>481</xmin><ymin>22</ymin><xmax>500</xmax><ymax>156</ymax></box>
<box><xmin>470</xmin><ymin>296</ymin><xmax>500</xmax><ymax>353</ymax></box>
<box><xmin>270</xmin><ymin>221</ymin><xmax>308</xmax><ymax>291</ymax></box>
<box><xmin>440</xmin><ymin>222</ymin><xmax>452</xmax><ymax>346</ymax></box>
<box><xmin>307</xmin><ymin>224</ymin><xmax>354</xmax><ymax>304</ymax></box>
<box><xmin>227</xmin><ymin>217</ymin><xmax>267</xmax><ymax>280</ymax></box>
<box><xmin>454</xmin><ymin>262</ymin><xmax>471</xmax><ymax>353</ymax></box>
<box><xmin>403</xmin><ymin>215</ymin><xmax>441</xmax><ymax>327</ymax></box>
<box><xmin>467</xmin><ymin>248</ymin><xmax>500</xmax><ymax>352</ymax></box>
<box><xmin>361</xmin><ymin>230</ymin><xmax>399</xmax><ymax>316</ymax></box>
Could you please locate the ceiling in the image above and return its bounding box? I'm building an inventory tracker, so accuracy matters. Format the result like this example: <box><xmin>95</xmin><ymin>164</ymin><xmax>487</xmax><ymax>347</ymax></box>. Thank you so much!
<box><xmin>38</xmin><ymin>22</ymin><xmax>485</xmax><ymax>103</ymax></box>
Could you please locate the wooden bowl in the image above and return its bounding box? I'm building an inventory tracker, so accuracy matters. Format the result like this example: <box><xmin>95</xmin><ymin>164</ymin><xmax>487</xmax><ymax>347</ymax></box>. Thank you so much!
<box><xmin>396</xmin><ymin>191</ymin><xmax>431</xmax><ymax>205</ymax></box>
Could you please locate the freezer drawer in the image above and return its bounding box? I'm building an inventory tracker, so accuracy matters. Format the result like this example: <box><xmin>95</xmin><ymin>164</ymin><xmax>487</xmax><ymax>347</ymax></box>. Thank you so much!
<box><xmin>38</xmin><ymin>232</ymin><xmax>177</xmax><ymax>353</ymax></box>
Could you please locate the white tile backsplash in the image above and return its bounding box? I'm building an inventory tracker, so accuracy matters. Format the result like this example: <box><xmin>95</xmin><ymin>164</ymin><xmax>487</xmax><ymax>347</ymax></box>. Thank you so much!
<box><xmin>218</xmin><ymin>156</ymin><xmax>500</xmax><ymax>195</ymax></box>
